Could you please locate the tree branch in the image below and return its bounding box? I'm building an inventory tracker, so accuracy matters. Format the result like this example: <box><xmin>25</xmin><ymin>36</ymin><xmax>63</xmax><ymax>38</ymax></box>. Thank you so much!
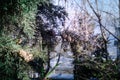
<box><xmin>87</xmin><ymin>0</ymin><xmax>120</xmax><ymax>42</ymax></box>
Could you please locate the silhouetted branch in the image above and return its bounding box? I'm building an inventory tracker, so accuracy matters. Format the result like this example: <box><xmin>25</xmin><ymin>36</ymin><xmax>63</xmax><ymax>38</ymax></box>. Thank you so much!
<box><xmin>44</xmin><ymin>52</ymin><xmax>61</xmax><ymax>78</ymax></box>
<box><xmin>87</xmin><ymin>0</ymin><xmax>120</xmax><ymax>42</ymax></box>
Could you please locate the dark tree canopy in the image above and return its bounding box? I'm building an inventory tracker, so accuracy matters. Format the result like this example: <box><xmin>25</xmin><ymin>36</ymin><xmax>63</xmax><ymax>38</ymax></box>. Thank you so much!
<box><xmin>34</xmin><ymin>2</ymin><xmax>68</xmax><ymax>46</ymax></box>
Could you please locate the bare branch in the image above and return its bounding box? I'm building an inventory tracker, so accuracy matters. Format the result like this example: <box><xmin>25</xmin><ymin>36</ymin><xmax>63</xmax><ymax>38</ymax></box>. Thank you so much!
<box><xmin>87</xmin><ymin>0</ymin><xmax>120</xmax><ymax>42</ymax></box>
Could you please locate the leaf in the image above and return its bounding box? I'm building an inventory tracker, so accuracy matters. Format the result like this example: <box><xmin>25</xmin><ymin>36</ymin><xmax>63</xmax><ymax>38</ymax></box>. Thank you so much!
<box><xmin>3</xmin><ymin>7</ymin><xmax>8</xmax><ymax>10</ymax></box>
<box><xmin>0</xmin><ymin>62</ymin><xmax>5</xmax><ymax>68</ymax></box>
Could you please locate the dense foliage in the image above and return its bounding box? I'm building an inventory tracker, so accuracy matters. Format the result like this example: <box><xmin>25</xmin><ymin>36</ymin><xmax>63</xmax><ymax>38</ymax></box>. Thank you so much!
<box><xmin>34</xmin><ymin>2</ymin><xmax>68</xmax><ymax>47</ymax></box>
<box><xmin>0</xmin><ymin>0</ymin><xmax>50</xmax><ymax>80</ymax></box>
<box><xmin>0</xmin><ymin>36</ymin><xmax>31</xmax><ymax>80</ymax></box>
<box><xmin>0</xmin><ymin>0</ymin><xmax>49</xmax><ymax>38</ymax></box>
<box><xmin>0</xmin><ymin>0</ymin><xmax>68</xmax><ymax>79</ymax></box>
<box><xmin>74</xmin><ymin>55</ymin><xmax>120</xmax><ymax>80</ymax></box>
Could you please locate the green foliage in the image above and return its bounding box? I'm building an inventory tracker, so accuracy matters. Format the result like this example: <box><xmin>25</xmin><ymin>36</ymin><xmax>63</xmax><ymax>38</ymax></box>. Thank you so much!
<box><xmin>0</xmin><ymin>35</ymin><xmax>31</xmax><ymax>80</ymax></box>
<box><xmin>0</xmin><ymin>0</ymin><xmax>50</xmax><ymax>38</ymax></box>
<box><xmin>74</xmin><ymin>55</ymin><xmax>120</xmax><ymax>80</ymax></box>
<box><xmin>0</xmin><ymin>0</ymin><xmax>51</xmax><ymax>79</ymax></box>
<box><xmin>0</xmin><ymin>0</ymin><xmax>49</xmax><ymax>16</ymax></box>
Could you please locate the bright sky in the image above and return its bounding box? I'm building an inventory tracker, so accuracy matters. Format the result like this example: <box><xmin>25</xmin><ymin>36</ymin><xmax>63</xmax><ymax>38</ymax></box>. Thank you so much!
<box><xmin>53</xmin><ymin>0</ymin><xmax>119</xmax><ymax>34</ymax></box>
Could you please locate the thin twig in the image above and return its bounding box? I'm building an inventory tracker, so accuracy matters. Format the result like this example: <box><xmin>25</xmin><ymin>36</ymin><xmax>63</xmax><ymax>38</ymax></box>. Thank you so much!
<box><xmin>87</xmin><ymin>0</ymin><xmax>120</xmax><ymax>42</ymax></box>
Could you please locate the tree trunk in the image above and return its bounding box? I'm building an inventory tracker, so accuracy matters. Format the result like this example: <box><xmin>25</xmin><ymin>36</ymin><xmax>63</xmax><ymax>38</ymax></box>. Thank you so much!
<box><xmin>117</xmin><ymin>0</ymin><xmax>120</xmax><ymax>60</ymax></box>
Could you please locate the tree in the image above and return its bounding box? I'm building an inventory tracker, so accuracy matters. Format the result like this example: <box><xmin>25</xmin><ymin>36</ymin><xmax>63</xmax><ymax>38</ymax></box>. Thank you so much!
<box><xmin>0</xmin><ymin>0</ymin><xmax>51</xmax><ymax>80</ymax></box>
<box><xmin>34</xmin><ymin>2</ymin><xmax>68</xmax><ymax>79</ymax></box>
<box><xmin>61</xmin><ymin>0</ymin><xmax>120</xmax><ymax>79</ymax></box>
<box><xmin>117</xmin><ymin>0</ymin><xmax>120</xmax><ymax>60</ymax></box>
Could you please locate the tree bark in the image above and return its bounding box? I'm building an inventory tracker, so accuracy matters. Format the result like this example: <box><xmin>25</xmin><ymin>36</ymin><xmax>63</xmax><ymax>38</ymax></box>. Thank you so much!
<box><xmin>116</xmin><ymin>0</ymin><xmax>120</xmax><ymax>60</ymax></box>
